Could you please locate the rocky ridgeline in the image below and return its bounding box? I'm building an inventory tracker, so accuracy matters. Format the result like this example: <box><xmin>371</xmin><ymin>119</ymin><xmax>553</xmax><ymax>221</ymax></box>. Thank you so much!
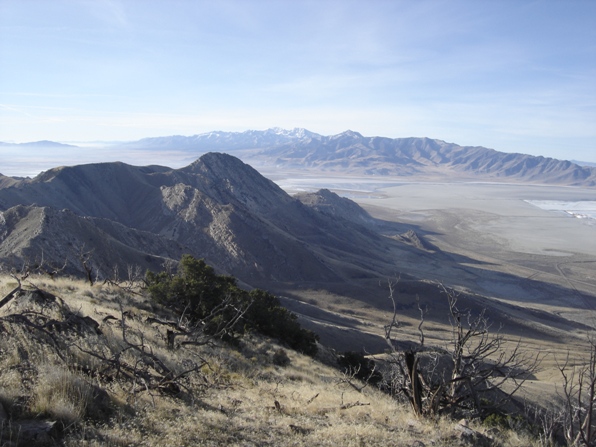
<box><xmin>0</xmin><ymin>153</ymin><xmax>404</xmax><ymax>285</ymax></box>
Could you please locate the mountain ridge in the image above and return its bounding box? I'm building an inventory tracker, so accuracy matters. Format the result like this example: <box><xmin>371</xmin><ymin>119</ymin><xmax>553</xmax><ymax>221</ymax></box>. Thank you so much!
<box><xmin>0</xmin><ymin>153</ymin><xmax>410</xmax><ymax>285</ymax></box>
<box><xmin>0</xmin><ymin>140</ymin><xmax>78</xmax><ymax>148</ymax></box>
<box><xmin>110</xmin><ymin>129</ymin><xmax>596</xmax><ymax>187</ymax></box>
<box><xmin>3</xmin><ymin>129</ymin><xmax>593</xmax><ymax>187</ymax></box>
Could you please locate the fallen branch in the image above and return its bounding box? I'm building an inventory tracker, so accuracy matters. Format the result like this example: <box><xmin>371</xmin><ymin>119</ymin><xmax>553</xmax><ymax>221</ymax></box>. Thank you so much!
<box><xmin>0</xmin><ymin>286</ymin><xmax>20</xmax><ymax>310</ymax></box>
<box><xmin>340</xmin><ymin>401</ymin><xmax>370</xmax><ymax>410</ymax></box>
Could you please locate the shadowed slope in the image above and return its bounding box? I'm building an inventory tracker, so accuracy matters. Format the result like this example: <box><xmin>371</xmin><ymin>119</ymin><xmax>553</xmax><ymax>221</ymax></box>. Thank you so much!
<box><xmin>0</xmin><ymin>154</ymin><xmax>403</xmax><ymax>283</ymax></box>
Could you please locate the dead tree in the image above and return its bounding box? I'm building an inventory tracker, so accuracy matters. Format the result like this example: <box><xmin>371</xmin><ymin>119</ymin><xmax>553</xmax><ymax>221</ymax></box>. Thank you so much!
<box><xmin>0</xmin><ymin>253</ymin><xmax>68</xmax><ymax>309</ymax></box>
<box><xmin>383</xmin><ymin>278</ymin><xmax>428</xmax><ymax>416</ymax></box>
<box><xmin>73</xmin><ymin>301</ymin><xmax>213</xmax><ymax>401</ymax></box>
<box><xmin>146</xmin><ymin>293</ymin><xmax>249</xmax><ymax>349</ymax></box>
<box><xmin>33</xmin><ymin>250</ymin><xmax>68</xmax><ymax>280</ymax></box>
<box><xmin>0</xmin><ymin>260</ymin><xmax>31</xmax><ymax>309</ymax></box>
<box><xmin>77</xmin><ymin>245</ymin><xmax>95</xmax><ymax>285</ymax></box>
<box><xmin>104</xmin><ymin>264</ymin><xmax>145</xmax><ymax>295</ymax></box>
<box><xmin>558</xmin><ymin>337</ymin><xmax>596</xmax><ymax>447</ymax></box>
<box><xmin>439</xmin><ymin>284</ymin><xmax>539</xmax><ymax>416</ymax></box>
<box><xmin>383</xmin><ymin>279</ymin><xmax>540</xmax><ymax>418</ymax></box>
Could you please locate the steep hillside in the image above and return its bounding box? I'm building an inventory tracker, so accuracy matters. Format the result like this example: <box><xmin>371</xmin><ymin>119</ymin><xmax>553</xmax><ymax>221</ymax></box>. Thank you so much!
<box><xmin>294</xmin><ymin>189</ymin><xmax>375</xmax><ymax>225</ymax></box>
<box><xmin>0</xmin><ymin>154</ymin><xmax>405</xmax><ymax>283</ymax></box>
<box><xmin>0</xmin><ymin>205</ymin><xmax>185</xmax><ymax>277</ymax></box>
<box><xmin>0</xmin><ymin>174</ymin><xmax>19</xmax><ymax>188</ymax></box>
<box><xmin>117</xmin><ymin>128</ymin><xmax>596</xmax><ymax>186</ymax></box>
<box><xmin>0</xmin><ymin>275</ymin><xmax>540</xmax><ymax>447</ymax></box>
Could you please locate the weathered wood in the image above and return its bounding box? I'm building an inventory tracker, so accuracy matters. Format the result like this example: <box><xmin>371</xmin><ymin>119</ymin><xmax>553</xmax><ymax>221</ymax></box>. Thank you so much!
<box><xmin>339</xmin><ymin>401</ymin><xmax>370</xmax><ymax>410</ymax></box>
<box><xmin>0</xmin><ymin>401</ymin><xmax>7</xmax><ymax>422</ymax></box>
<box><xmin>0</xmin><ymin>286</ymin><xmax>20</xmax><ymax>310</ymax></box>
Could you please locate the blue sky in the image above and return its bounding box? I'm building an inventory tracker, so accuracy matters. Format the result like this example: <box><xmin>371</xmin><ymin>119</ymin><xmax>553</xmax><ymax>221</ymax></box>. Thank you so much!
<box><xmin>1</xmin><ymin>0</ymin><xmax>595</xmax><ymax>162</ymax></box>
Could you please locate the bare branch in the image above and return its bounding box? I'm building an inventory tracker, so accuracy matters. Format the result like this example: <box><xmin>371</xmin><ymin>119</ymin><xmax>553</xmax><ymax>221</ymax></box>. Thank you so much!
<box><xmin>382</xmin><ymin>280</ymin><xmax>540</xmax><ymax>418</ymax></box>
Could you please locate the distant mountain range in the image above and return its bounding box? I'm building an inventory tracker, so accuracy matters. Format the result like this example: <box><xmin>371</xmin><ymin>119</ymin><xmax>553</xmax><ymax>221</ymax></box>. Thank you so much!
<box><xmin>572</xmin><ymin>160</ymin><xmax>596</xmax><ymax>168</ymax></box>
<box><xmin>3</xmin><ymin>129</ymin><xmax>595</xmax><ymax>186</ymax></box>
<box><xmin>114</xmin><ymin>128</ymin><xmax>596</xmax><ymax>187</ymax></box>
<box><xmin>0</xmin><ymin>140</ymin><xmax>78</xmax><ymax>148</ymax></box>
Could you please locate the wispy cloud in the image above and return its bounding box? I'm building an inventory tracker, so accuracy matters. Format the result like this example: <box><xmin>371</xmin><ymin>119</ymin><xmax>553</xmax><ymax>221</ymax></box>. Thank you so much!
<box><xmin>1</xmin><ymin>0</ymin><xmax>594</xmax><ymax>161</ymax></box>
<box><xmin>85</xmin><ymin>0</ymin><xmax>129</xmax><ymax>29</ymax></box>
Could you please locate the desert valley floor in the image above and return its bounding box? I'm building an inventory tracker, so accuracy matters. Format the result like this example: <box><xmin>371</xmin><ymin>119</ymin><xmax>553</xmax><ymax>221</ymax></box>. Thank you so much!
<box><xmin>261</xmin><ymin>171</ymin><xmax>596</xmax><ymax>404</ymax></box>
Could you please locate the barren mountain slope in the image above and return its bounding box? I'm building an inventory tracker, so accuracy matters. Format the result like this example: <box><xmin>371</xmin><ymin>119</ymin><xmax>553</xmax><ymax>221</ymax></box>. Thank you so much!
<box><xmin>250</xmin><ymin>133</ymin><xmax>596</xmax><ymax>185</ymax></box>
<box><xmin>0</xmin><ymin>153</ymin><xmax>416</xmax><ymax>283</ymax></box>
<box><xmin>0</xmin><ymin>205</ymin><xmax>185</xmax><ymax>276</ymax></box>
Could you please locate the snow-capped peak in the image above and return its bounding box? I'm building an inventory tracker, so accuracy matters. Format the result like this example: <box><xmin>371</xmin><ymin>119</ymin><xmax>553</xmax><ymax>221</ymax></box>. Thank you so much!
<box><xmin>266</xmin><ymin>127</ymin><xmax>322</xmax><ymax>140</ymax></box>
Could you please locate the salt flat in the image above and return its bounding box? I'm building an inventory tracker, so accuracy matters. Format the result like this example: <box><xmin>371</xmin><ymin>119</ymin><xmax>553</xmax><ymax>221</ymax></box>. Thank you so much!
<box><xmin>356</xmin><ymin>182</ymin><xmax>596</xmax><ymax>257</ymax></box>
<box><xmin>354</xmin><ymin>182</ymin><xmax>596</xmax><ymax>317</ymax></box>
<box><xmin>271</xmin><ymin>173</ymin><xmax>596</xmax><ymax>258</ymax></box>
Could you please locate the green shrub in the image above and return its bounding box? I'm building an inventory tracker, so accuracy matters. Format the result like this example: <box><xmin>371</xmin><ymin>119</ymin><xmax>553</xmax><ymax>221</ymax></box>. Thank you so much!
<box><xmin>146</xmin><ymin>255</ymin><xmax>318</xmax><ymax>356</ymax></box>
<box><xmin>244</xmin><ymin>289</ymin><xmax>318</xmax><ymax>356</ymax></box>
<box><xmin>483</xmin><ymin>411</ymin><xmax>532</xmax><ymax>433</ymax></box>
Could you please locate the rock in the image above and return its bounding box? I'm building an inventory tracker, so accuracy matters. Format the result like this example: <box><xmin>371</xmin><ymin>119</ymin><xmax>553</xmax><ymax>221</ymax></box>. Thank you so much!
<box><xmin>406</xmin><ymin>418</ymin><xmax>422</xmax><ymax>429</ymax></box>
<box><xmin>289</xmin><ymin>424</ymin><xmax>313</xmax><ymax>435</ymax></box>
<box><xmin>1</xmin><ymin>419</ymin><xmax>58</xmax><ymax>445</ymax></box>
<box><xmin>453</xmin><ymin>422</ymin><xmax>493</xmax><ymax>447</ymax></box>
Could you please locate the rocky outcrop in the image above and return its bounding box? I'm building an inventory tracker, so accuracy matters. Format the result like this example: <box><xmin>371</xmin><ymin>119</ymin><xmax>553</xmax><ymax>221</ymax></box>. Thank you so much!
<box><xmin>295</xmin><ymin>189</ymin><xmax>374</xmax><ymax>225</ymax></box>
<box><xmin>0</xmin><ymin>154</ymin><xmax>402</xmax><ymax>284</ymax></box>
<box><xmin>0</xmin><ymin>205</ymin><xmax>184</xmax><ymax>277</ymax></box>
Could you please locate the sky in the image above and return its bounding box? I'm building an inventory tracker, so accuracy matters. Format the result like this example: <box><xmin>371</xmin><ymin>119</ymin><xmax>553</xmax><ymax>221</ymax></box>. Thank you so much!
<box><xmin>1</xmin><ymin>0</ymin><xmax>595</xmax><ymax>163</ymax></box>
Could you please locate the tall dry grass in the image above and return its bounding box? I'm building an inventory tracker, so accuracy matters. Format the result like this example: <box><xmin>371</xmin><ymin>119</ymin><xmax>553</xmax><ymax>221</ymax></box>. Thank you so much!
<box><xmin>0</xmin><ymin>274</ymin><xmax>547</xmax><ymax>446</ymax></box>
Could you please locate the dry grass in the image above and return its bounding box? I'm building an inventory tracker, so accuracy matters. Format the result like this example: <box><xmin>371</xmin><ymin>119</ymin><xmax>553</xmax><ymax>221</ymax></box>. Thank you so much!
<box><xmin>31</xmin><ymin>365</ymin><xmax>95</xmax><ymax>426</ymax></box>
<box><xmin>0</xmin><ymin>274</ymin><xmax>548</xmax><ymax>446</ymax></box>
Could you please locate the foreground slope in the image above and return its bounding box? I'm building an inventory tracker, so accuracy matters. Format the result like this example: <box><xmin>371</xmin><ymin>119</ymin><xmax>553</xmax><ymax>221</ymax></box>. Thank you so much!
<box><xmin>0</xmin><ymin>275</ymin><xmax>540</xmax><ymax>447</ymax></box>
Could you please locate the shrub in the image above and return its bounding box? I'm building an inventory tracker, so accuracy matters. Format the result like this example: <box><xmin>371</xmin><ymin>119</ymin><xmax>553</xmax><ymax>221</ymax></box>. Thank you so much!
<box><xmin>244</xmin><ymin>289</ymin><xmax>319</xmax><ymax>356</ymax></box>
<box><xmin>146</xmin><ymin>255</ymin><xmax>318</xmax><ymax>355</ymax></box>
<box><xmin>272</xmin><ymin>349</ymin><xmax>291</xmax><ymax>367</ymax></box>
